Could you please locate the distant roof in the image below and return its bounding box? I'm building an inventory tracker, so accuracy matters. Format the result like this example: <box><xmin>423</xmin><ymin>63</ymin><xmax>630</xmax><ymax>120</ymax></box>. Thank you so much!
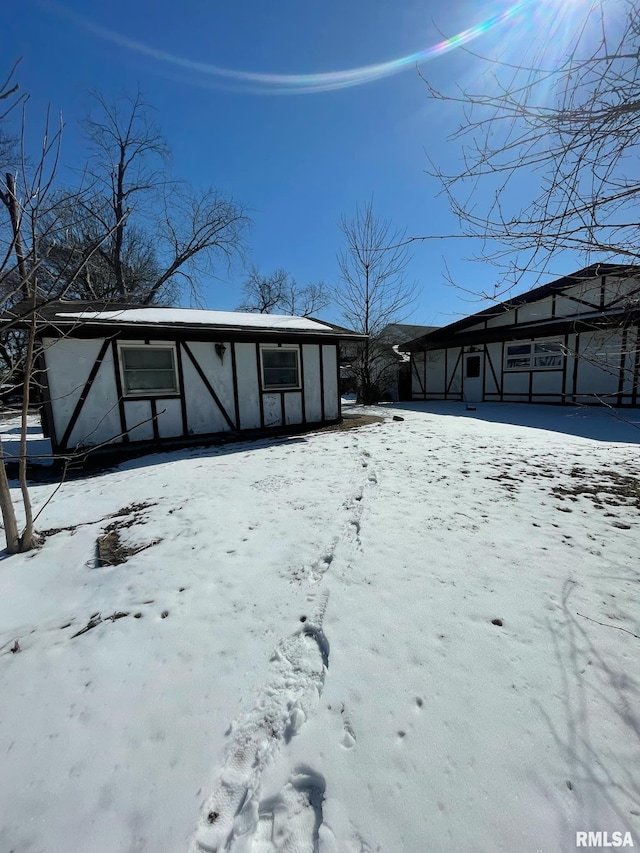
<box><xmin>404</xmin><ymin>263</ymin><xmax>640</xmax><ymax>350</ymax></box>
<box><xmin>55</xmin><ymin>307</ymin><xmax>332</xmax><ymax>332</ymax></box>
<box><xmin>1</xmin><ymin>300</ymin><xmax>366</xmax><ymax>340</ymax></box>
<box><xmin>380</xmin><ymin>324</ymin><xmax>440</xmax><ymax>346</ymax></box>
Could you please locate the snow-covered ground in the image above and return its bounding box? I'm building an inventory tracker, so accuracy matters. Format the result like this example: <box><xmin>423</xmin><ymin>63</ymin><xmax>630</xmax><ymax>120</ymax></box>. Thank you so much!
<box><xmin>1</xmin><ymin>402</ymin><xmax>639</xmax><ymax>853</ymax></box>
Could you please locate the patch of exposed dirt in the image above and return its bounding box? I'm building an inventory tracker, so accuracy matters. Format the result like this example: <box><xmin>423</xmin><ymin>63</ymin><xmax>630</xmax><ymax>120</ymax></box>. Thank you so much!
<box><xmin>311</xmin><ymin>415</ymin><xmax>384</xmax><ymax>434</ymax></box>
<box><xmin>552</xmin><ymin>468</ymin><xmax>640</xmax><ymax>510</ymax></box>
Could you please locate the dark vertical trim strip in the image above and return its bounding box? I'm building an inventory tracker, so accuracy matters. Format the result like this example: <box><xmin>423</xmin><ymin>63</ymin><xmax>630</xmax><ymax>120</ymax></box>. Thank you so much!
<box><xmin>617</xmin><ymin>327</ymin><xmax>628</xmax><ymax>405</ymax></box>
<box><xmin>481</xmin><ymin>346</ymin><xmax>487</xmax><ymax>401</ymax></box>
<box><xmin>562</xmin><ymin>333</ymin><xmax>569</xmax><ymax>401</ymax></box>
<box><xmin>600</xmin><ymin>275</ymin><xmax>606</xmax><ymax>310</ymax></box>
<box><xmin>111</xmin><ymin>340</ymin><xmax>129</xmax><ymax>443</ymax></box>
<box><xmin>230</xmin><ymin>342</ymin><xmax>240</xmax><ymax>429</ymax></box>
<box><xmin>446</xmin><ymin>349</ymin><xmax>462</xmax><ymax>395</ymax></box>
<box><xmin>335</xmin><ymin>344</ymin><xmax>342</xmax><ymax>418</ymax></box>
<box><xmin>423</xmin><ymin>347</ymin><xmax>427</xmax><ymax>394</ymax></box>
<box><xmin>299</xmin><ymin>344</ymin><xmax>307</xmax><ymax>424</ymax></box>
<box><xmin>319</xmin><ymin>344</ymin><xmax>325</xmax><ymax>421</ymax></box>
<box><xmin>150</xmin><ymin>398</ymin><xmax>160</xmax><ymax>441</ymax></box>
<box><xmin>256</xmin><ymin>343</ymin><xmax>265</xmax><ymax>429</ymax></box>
<box><xmin>528</xmin><ymin>367</ymin><xmax>533</xmax><ymax>403</ymax></box>
<box><xmin>410</xmin><ymin>353</ymin><xmax>426</xmax><ymax>395</ymax></box>
<box><xmin>552</xmin><ymin>293</ymin><xmax>556</xmax><ymax>318</ymax></box>
<box><xmin>175</xmin><ymin>342</ymin><xmax>188</xmax><ymax>438</ymax></box>
<box><xmin>632</xmin><ymin>326</ymin><xmax>640</xmax><ymax>406</ymax></box>
<box><xmin>572</xmin><ymin>333</ymin><xmax>580</xmax><ymax>400</ymax></box>
<box><xmin>59</xmin><ymin>339</ymin><xmax>112</xmax><ymax>450</ymax></box>
<box><xmin>485</xmin><ymin>346</ymin><xmax>500</xmax><ymax>394</ymax></box>
<box><xmin>36</xmin><ymin>349</ymin><xmax>58</xmax><ymax>451</ymax></box>
<box><xmin>500</xmin><ymin>342</ymin><xmax>505</xmax><ymax>401</ymax></box>
<box><xmin>444</xmin><ymin>347</ymin><xmax>449</xmax><ymax>400</ymax></box>
<box><xmin>182</xmin><ymin>341</ymin><xmax>236</xmax><ymax>431</ymax></box>
<box><xmin>280</xmin><ymin>391</ymin><xmax>285</xmax><ymax>426</ymax></box>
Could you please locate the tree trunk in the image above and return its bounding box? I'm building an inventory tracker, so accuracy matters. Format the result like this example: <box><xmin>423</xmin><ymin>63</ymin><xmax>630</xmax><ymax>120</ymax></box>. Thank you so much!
<box><xmin>17</xmin><ymin>313</ymin><xmax>36</xmax><ymax>552</ymax></box>
<box><xmin>0</xmin><ymin>439</ymin><xmax>20</xmax><ymax>554</ymax></box>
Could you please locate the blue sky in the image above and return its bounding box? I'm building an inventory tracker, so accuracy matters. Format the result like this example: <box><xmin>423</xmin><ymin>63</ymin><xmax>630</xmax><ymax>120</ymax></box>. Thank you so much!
<box><xmin>6</xmin><ymin>0</ymin><xmax>600</xmax><ymax>327</ymax></box>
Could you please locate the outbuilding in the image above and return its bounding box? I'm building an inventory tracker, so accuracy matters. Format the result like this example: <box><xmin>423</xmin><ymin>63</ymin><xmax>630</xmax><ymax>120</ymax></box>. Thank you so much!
<box><xmin>10</xmin><ymin>302</ymin><xmax>365</xmax><ymax>455</ymax></box>
<box><xmin>406</xmin><ymin>264</ymin><xmax>640</xmax><ymax>407</ymax></box>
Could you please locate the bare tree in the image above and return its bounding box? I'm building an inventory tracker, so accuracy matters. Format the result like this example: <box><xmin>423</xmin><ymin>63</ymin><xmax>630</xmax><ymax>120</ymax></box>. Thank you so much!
<box><xmin>422</xmin><ymin>0</ymin><xmax>640</xmax><ymax>294</ymax></box>
<box><xmin>47</xmin><ymin>90</ymin><xmax>249</xmax><ymax>304</ymax></box>
<box><xmin>238</xmin><ymin>265</ymin><xmax>331</xmax><ymax>316</ymax></box>
<box><xmin>335</xmin><ymin>200</ymin><xmax>415</xmax><ymax>404</ymax></box>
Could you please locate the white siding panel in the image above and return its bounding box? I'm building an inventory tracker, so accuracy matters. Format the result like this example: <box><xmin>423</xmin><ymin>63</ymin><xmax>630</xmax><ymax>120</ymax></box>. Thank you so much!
<box><xmin>604</xmin><ymin>275</ymin><xmax>640</xmax><ymax>306</ymax></box>
<box><xmin>303</xmin><ymin>345</ymin><xmax>322</xmax><ymax>422</ymax></box>
<box><xmin>181</xmin><ymin>345</ymin><xmax>231</xmax><ymax>435</ymax></box>
<box><xmin>322</xmin><ymin>345</ymin><xmax>338</xmax><ymax>419</ymax></box>
<box><xmin>575</xmin><ymin>330</ymin><xmax>622</xmax><ymax>399</ymax></box>
<box><xmin>503</xmin><ymin>372</ymin><xmax>529</xmax><ymax>396</ymax></box>
<box><xmin>263</xmin><ymin>394</ymin><xmax>282</xmax><ymax>427</ymax></box>
<box><xmin>532</xmin><ymin>370</ymin><xmax>562</xmax><ymax>395</ymax></box>
<box><xmin>446</xmin><ymin>348</ymin><xmax>463</xmax><ymax>395</ymax></box>
<box><xmin>156</xmin><ymin>399</ymin><xmax>183</xmax><ymax>438</ymax></box>
<box><xmin>411</xmin><ymin>354</ymin><xmax>425</xmax><ymax>396</ymax></box>
<box><xmin>67</xmin><ymin>348</ymin><xmax>122</xmax><ymax>448</ymax></box>
<box><xmin>43</xmin><ymin>337</ymin><xmax>104</xmax><ymax>446</ymax></box>
<box><xmin>485</xmin><ymin>343</ymin><xmax>501</xmax><ymax>394</ymax></box>
<box><xmin>124</xmin><ymin>400</ymin><xmax>154</xmax><ymax>442</ymax></box>
<box><xmin>235</xmin><ymin>343</ymin><xmax>261</xmax><ymax>429</ymax></box>
<box><xmin>517</xmin><ymin>298</ymin><xmax>553</xmax><ymax>324</ymax></box>
<box><xmin>184</xmin><ymin>341</ymin><xmax>234</xmax><ymax>422</ymax></box>
<box><xmin>425</xmin><ymin>350</ymin><xmax>446</xmax><ymax>394</ymax></box>
<box><xmin>486</xmin><ymin>309</ymin><xmax>516</xmax><ymax>328</ymax></box>
<box><xmin>284</xmin><ymin>392</ymin><xmax>302</xmax><ymax>425</ymax></box>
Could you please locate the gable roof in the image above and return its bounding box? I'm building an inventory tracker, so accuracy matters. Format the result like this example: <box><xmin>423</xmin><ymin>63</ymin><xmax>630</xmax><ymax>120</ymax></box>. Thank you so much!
<box><xmin>1</xmin><ymin>300</ymin><xmax>366</xmax><ymax>340</ymax></box>
<box><xmin>404</xmin><ymin>263</ymin><xmax>640</xmax><ymax>351</ymax></box>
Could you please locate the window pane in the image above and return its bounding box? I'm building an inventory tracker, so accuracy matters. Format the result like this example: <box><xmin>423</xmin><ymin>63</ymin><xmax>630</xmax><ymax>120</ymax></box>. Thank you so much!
<box><xmin>506</xmin><ymin>343</ymin><xmax>531</xmax><ymax>355</ymax></box>
<box><xmin>262</xmin><ymin>348</ymin><xmax>299</xmax><ymax>388</ymax></box>
<box><xmin>534</xmin><ymin>355</ymin><xmax>562</xmax><ymax>368</ymax></box>
<box><xmin>121</xmin><ymin>347</ymin><xmax>178</xmax><ymax>394</ymax></box>
<box><xmin>125</xmin><ymin>369</ymin><xmax>177</xmax><ymax>392</ymax></box>
<box><xmin>534</xmin><ymin>342</ymin><xmax>562</xmax><ymax>354</ymax></box>
<box><xmin>506</xmin><ymin>356</ymin><xmax>531</xmax><ymax>368</ymax></box>
<box><xmin>262</xmin><ymin>350</ymin><xmax>297</xmax><ymax>369</ymax></box>
<box><xmin>466</xmin><ymin>355</ymin><xmax>480</xmax><ymax>378</ymax></box>
<box><xmin>123</xmin><ymin>348</ymin><xmax>174</xmax><ymax>370</ymax></box>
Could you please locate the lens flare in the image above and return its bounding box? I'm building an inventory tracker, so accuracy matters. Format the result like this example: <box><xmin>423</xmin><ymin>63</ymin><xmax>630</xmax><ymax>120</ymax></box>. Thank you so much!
<box><xmin>47</xmin><ymin>0</ymin><xmax>536</xmax><ymax>94</ymax></box>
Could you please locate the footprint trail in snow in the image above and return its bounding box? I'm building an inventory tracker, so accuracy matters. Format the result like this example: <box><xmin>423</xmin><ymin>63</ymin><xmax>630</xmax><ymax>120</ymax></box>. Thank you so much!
<box><xmin>190</xmin><ymin>592</ymin><xmax>330</xmax><ymax>853</ymax></box>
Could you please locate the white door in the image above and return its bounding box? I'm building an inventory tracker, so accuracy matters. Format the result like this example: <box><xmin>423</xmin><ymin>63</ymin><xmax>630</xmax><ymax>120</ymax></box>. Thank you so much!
<box><xmin>464</xmin><ymin>352</ymin><xmax>483</xmax><ymax>403</ymax></box>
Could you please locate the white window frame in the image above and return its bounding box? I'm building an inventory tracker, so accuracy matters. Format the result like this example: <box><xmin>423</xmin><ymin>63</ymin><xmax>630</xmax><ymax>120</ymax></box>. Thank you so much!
<box><xmin>504</xmin><ymin>339</ymin><xmax>564</xmax><ymax>372</ymax></box>
<box><xmin>118</xmin><ymin>343</ymin><xmax>180</xmax><ymax>397</ymax></box>
<box><xmin>259</xmin><ymin>345</ymin><xmax>301</xmax><ymax>391</ymax></box>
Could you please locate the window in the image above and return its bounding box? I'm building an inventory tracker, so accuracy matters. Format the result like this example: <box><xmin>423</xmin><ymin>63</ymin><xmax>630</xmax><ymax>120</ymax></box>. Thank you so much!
<box><xmin>504</xmin><ymin>340</ymin><xmax>563</xmax><ymax>371</ymax></box>
<box><xmin>466</xmin><ymin>355</ymin><xmax>481</xmax><ymax>378</ymax></box>
<box><xmin>260</xmin><ymin>346</ymin><xmax>300</xmax><ymax>390</ymax></box>
<box><xmin>119</xmin><ymin>345</ymin><xmax>179</xmax><ymax>395</ymax></box>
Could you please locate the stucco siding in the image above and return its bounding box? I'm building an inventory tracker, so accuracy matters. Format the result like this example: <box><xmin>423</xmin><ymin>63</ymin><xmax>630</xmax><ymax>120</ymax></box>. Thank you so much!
<box><xmin>303</xmin><ymin>345</ymin><xmax>322</xmax><ymax>422</ymax></box>
<box><xmin>322</xmin><ymin>345</ymin><xmax>338</xmax><ymax>419</ymax></box>
<box><xmin>284</xmin><ymin>392</ymin><xmax>302</xmax><ymax>425</ymax></box>
<box><xmin>235</xmin><ymin>343</ymin><xmax>261</xmax><ymax>430</ymax></box>
<box><xmin>67</xmin><ymin>348</ymin><xmax>121</xmax><ymax>448</ymax></box>
<box><xmin>124</xmin><ymin>400</ymin><xmax>154</xmax><ymax>442</ymax></box>
<box><xmin>263</xmin><ymin>394</ymin><xmax>282</xmax><ymax>427</ymax></box>
<box><xmin>517</xmin><ymin>298</ymin><xmax>553</xmax><ymax>324</ymax></box>
<box><xmin>43</xmin><ymin>337</ymin><xmax>104</xmax><ymax>446</ymax></box>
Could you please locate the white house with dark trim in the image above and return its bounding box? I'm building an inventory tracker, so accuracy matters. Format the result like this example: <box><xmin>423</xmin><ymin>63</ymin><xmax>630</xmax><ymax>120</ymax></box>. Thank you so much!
<box><xmin>8</xmin><ymin>302</ymin><xmax>365</xmax><ymax>455</ymax></box>
<box><xmin>406</xmin><ymin>264</ymin><xmax>640</xmax><ymax>407</ymax></box>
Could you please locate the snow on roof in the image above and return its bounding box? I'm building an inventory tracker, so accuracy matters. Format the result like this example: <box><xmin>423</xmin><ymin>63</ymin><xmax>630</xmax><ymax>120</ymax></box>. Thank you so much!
<box><xmin>54</xmin><ymin>308</ymin><xmax>333</xmax><ymax>332</ymax></box>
